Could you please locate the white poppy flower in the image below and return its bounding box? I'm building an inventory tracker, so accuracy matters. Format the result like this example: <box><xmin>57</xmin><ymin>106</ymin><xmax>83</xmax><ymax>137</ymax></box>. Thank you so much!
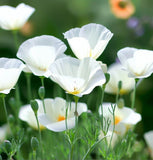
<box><xmin>49</xmin><ymin>57</ymin><xmax>106</xmax><ymax>97</ymax></box>
<box><xmin>38</xmin><ymin>97</ymin><xmax>87</xmax><ymax>132</ymax></box>
<box><xmin>99</xmin><ymin>103</ymin><xmax>141</xmax><ymax>136</ymax></box>
<box><xmin>105</xmin><ymin>62</ymin><xmax>135</xmax><ymax>94</ymax></box>
<box><xmin>0</xmin><ymin>3</ymin><xmax>35</xmax><ymax>30</ymax></box>
<box><xmin>19</xmin><ymin>101</ymin><xmax>45</xmax><ymax>130</ymax></box>
<box><xmin>17</xmin><ymin>35</ymin><xmax>67</xmax><ymax>77</ymax></box>
<box><xmin>117</xmin><ymin>47</ymin><xmax>153</xmax><ymax>78</ymax></box>
<box><xmin>63</xmin><ymin>23</ymin><xmax>113</xmax><ymax>59</ymax></box>
<box><xmin>144</xmin><ymin>131</ymin><xmax>153</xmax><ymax>159</ymax></box>
<box><xmin>0</xmin><ymin>125</ymin><xmax>8</xmax><ymax>142</ymax></box>
<box><xmin>0</xmin><ymin>58</ymin><xmax>25</xmax><ymax>94</ymax></box>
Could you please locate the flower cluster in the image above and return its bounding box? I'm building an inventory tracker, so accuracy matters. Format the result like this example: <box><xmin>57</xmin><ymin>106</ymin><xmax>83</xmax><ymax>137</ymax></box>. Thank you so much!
<box><xmin>0</xmin><ymin>3</ymin><xmax>153</xmax><ymax>159</ymax></box>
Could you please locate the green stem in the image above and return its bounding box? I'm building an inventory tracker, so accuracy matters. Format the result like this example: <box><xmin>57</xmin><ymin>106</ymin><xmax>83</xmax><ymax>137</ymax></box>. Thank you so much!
<box><xmin>40</xmin><ymin>77</ymin><xmax>46</xmax><ymax>113</ymax></box>
<box><xmin>69</xmin><ymin>143</ymin><xmax>74</xmax><ymax>160</ymax></box>
<box><xmin>12</xmin><ymin>30</ymin><xmax>19</xmax><ymax>50</ymax></box>
<box><xmin>100</xmin><ymin>85</ymin><xmax>105</xmax><ymax>131</ymax></box>
<box><xmin>35</xmin><ymin>113</ymin><xmax>43</xmax><ymax>159</ymax></box>
<box><xmin>74</xmin><ymin>96</ymin><xmax>79</xmax><ymax>128</ymax></box>
<box><xmin>108</xmin><ymin>104</ymin><xmax>116</xmax><ymax>152</ymax></box>
<box><xmin>65</xmin><ymin>94</ymin><xmax>69</xmax><ymax>130</ymax></box>
<box><xmin>25</xmin><ymin>73</ymin><xmax>32</xmax><ymax>102</ymax></box>
<box><xmin>131</xmin><ymin>79</ymin><xmax>138</xmax><ymax>109</ymax></box>
<box><xmin>12</xmin><ymin>31</ymin><xmax>22</xmax><ymax>110</ymax></box>
<box><xmin>32</xmin><ymin>150</ymin><xmax>37</xmax><ymax>160</ymax></box>
<box><xmin>1</xmin><ymin>94</ymin><xmax>8</xmax><ymax>124</ymax></box>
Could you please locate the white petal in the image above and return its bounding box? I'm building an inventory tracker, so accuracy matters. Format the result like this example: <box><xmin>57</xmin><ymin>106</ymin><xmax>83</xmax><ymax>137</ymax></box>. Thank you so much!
<box><xmin>17</xmin><ymin>35</ymin><xmax>67</xmax><ymax>77</ymax></box>
<box><xmin>0</xmin><ymin>58</ymin><xmax>25</xmax><ymax>94</ymax></box>
<box><xmin>144</xmin><ymin>131</ymin><xmax>153</xmax><ymax>155</ymax></box>
<box><xmin>38</xmin><ymin>97</ymin><xmax>87</xmax><ymax>132</ymax></box>
<box><xmin>64</xmin><ymin>23</ymin><xmax>113</xmax><ymax>59</ymax></box>
<box><xmin>105</xmin><ymin>62</ymin><xmax>135</xmax><ymax>94</ymax></box>
<box><xmin>50</xmin><ymin>57</ymin><xmax>105</xmax><ymax>96</ymax></box>
<box><xmin>79</xmin><ymin>58</ymin><xmax>106</xmax><ymax>96</ymax></box>
<box><xmin>117</xmin><ymin>47</ymin><xmax>153</xmax><ymax>78</ymax></box>
<box><xmin>0</xmin><ymin>3</ymin><xmax>35</xmax><ymax>30</ymax></box>
<box><xmin>67</xmin><ymin>37</ymin><xmax>90</xmax><ymax>59</ymax></box>
<box><xmin>19</xmin><ymin>104</ymin><xmax>44</xmax><ymax>129</ymax></box>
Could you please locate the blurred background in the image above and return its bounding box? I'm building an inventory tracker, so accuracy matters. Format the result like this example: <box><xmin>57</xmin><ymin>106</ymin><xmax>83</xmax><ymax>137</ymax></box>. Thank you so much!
<box><xmin>0</xmin><ymin>0</ymin><xmax>153</xmax><ymax>139</ymax></box>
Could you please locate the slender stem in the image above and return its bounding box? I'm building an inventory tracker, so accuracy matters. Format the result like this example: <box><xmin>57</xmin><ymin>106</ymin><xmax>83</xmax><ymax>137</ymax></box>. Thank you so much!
<box><xmin>41</xmin><ymin>77</ymin><xmax>45</xmax><ymax>87</ymax></box>
<box><xmin>1</xmin><ymin>94</ymin><xmax>8</xmax><ymax>124</ymax></box>
<box><xmin>25</xmin><ymin>73</ymin><xmax>32</xmax><ymax>102</ymax></box>
<box><xmin>32</xmin><ymin>150</ymin><xmax>37</xmax><ymax>160</ymax></box>
<box><xmin>131</xmin><ymin>79</ymin><xmax>138</xmax><ymax>109</ymax></box>
<box><xmin>35</xmin><ymin>113</ymin><xmax>43</xmax><ymax>159</ymax></box>
<box><xmin>74</xmin><ymin>96</ymin><xmax>79</xmax><ymax>128</ymax></box>
<box><xmin>12</xmin><ymin>30</ymin><xmax>19</xmax><ymax>50</ymax></box>
<box><xmin>40</xmin><ymin>77</ymin><xmax>46</xmax><ymax>113</ymax></box>
<box><xmin>69</xmin><ymin>143</ymin><xmax>74</xmax><ymax>160</ymax></box>
<box><xmin>65</xmin><ymin>94</ymin><xmax>69</xmax><ymax>130</ymax></box>
<box><xmin>108</xmin><ymin>104</ymin><xmax>116</xmax><ymax>152</ymax></box>
<box><xmin>12</xmin><ymin>31</ymin><xmax>22</xmax><ymax>110</ymax></box>
<box><xmin>100</xmin><ymin>85</ymin><xmax>105</xmax><ymax>131</ymax></box>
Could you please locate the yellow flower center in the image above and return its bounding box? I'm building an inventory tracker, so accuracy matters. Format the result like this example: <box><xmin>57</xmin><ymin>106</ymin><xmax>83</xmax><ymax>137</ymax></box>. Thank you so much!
<box><xmin>67</xmin><ymin>87</ymin><xmax>81</xmax><ymax>95</ymax></box>
<box><xmin>114</xmin><ymin>116</ymin><xmax>122</xmax><ymax>125</ymax></box>
<box><xmin>57</xmin><ymin>115</ymin><xmax>65</xmax><ymax>122</ymax></box>
<box><xmin>89</xmin><ymin>50</ymin><xmax>92</xmax><ymax>57</ymax></box>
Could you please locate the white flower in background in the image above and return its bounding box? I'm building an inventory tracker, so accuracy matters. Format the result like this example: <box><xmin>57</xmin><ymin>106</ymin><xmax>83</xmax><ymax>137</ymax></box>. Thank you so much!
<box><xmin>99</xmin><ymin>130</ymin><xmax>118</xmax><ymax>148</ymax></box>
<box><xmin>38</xmin><ymin>97</ymin><xmax>87</xmax><ymax>132</ymax></box>
<box><xmin>17</xmin><ymin>35</ymin><xmax>67</xmax><ymax>77</ymax></box>
<box><xmin>64</xmin><ymin>23</ymin><xmax>113</xmax><ymax>59</ymax></box>
<box><xmin>99</xmin><ymin>103</ymin><xmax>141</xmax><ymax>136</ymax></box>
<box><xmin>19</xmin><ymin>101</ymin><xmax>45</xmax><ymax>130</ymax></box>
<box><xmin>0</xmin><ymin>58</ymin><xmax>25</xmax><ymax>94</ymax></box>
<box><xmin>49</xmin><ymin>57</ymin><xmax>106</xmax><ymax>97</ymax></box>
<box><xmin>105</xmin><ymin>62</ymin><xmax>135</xmax><ymax>94</ymax></box>
<box><xmin>0</xmin><ymin>125</ymin><xmax>8</xmax><ymax>142</ymax></box>
<box><xmin>144</xmin><ymin>131</ymin><xmax>153</xmax><ymax>159</ymax></box>
<box><xmin>117</xmin><ymin>47</ymin><xmax>153</xmax><ymax>78</ymax></box>
<box><xmin>0</xmin><ymin>3</ymin><xmax>35</xmax><ymax>30</ymax></box>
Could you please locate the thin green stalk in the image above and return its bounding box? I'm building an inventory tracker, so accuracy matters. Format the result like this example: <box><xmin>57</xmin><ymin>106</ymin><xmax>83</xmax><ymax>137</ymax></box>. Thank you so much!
<box><xmin>40</xmin><ymin>77</ymin><xmax>46</xmax><ymax>113</ymax></box>
<box><xmin>69</xmin><ymin>143</ymin><xmax>74</xmax><ymax>160</ymax></box>
<box><xmin>35</xmin><ymin>113</ymin><xmax>43</xmax><ymax>159</ymax></box>
<box><xmin>65</xmin><ymin>94</ymin><xmax>70</xmax><ymax>130</ymax></box>
<box><xmin>12</xmin><ymin>30</ymin><xmax>19</xmax><ymax>50</ymax></box>
<box><xmin>25</xmin><ymin>73</ymin><xmax>32</xmax><ymax>102</ymax></box>
<box><xmin>100</xmin><ymin>85</ymin><xmax>106</xmax><ymax>131</ymax></box>
<box><xmin>12</xmin><ymin>30</ymin><xmax>22</xmax><ymax>110</ymax></box>
<box><xmin>1</xmin><ymin>94</ymin><xmax>8</xmax><ymax>124</ymax></box>
<box><xmin>74</xmin><ymin>96</ymin><xmax>79</xmax><ymax>128</ymax></box>
<box><xmin>32</xmin><ymin>150</ymin><xmax>37</xmax><ymax>160</ymax></box>
<box><xmin>131</xmin><ymin>79</ymin><xmax>138</xmax><ymax>109</ymax></box>
<box><xmin>108</xmin><ymin>104</ymin><xmax>116</xmax><ymax>153</ymax></box>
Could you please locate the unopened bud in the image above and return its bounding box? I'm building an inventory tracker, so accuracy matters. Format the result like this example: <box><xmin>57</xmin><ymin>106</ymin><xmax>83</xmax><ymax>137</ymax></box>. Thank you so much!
<box><xmin>30</xmin><ymin>100</ymin><xmax>38</xmax><ymax>114</ymax></box>
<box><xmin>31</xmin><ymin>137</ymin><xmax>39</xmax><ymax>151</ymax></box>
<box><xmin>38</xmin><ymin>86</ymin><xmax>45</xmax><ymax>99</ymax></box>
<box><xmin>117</xmin><ymin>98</ymin><xmax>124</xmax><ymax>108</ymax></box>
<box><xmin>4</xmin><ymin>140</ymin><xmax>12</xmax><ymax>154</ymax></box>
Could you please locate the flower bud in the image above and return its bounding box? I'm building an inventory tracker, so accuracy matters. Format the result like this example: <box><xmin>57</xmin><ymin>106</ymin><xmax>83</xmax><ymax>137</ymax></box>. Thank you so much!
<box><xmin>38</xmin><ymin>86</ymin><xmax>45</xmax><ymax>99</ymax></box>
<box><xmin>30</xmin><ymin>100</ymin><xmax>38</xmax><ymax>114</ymax></box>
<box><xmin>4</xmin><ymin>140</ymin><xmax>12</xmax><ymax>154</ymax></box>
<box><xmin>31</xmin><ymin>137</ymin><xmax>39</xmax><ymax>151</ymax></box>
<box><xmin>117</xmin><ymin>98</ymin><xmax>124</xmax><ymax>108</ymax></box>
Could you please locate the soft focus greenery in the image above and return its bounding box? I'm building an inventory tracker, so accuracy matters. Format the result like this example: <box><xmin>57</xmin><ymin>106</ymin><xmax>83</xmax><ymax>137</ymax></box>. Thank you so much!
<box><xmin>0</xmin><ymin>0</ymin><xmax>153</xmax><ymax>159</ymax></box>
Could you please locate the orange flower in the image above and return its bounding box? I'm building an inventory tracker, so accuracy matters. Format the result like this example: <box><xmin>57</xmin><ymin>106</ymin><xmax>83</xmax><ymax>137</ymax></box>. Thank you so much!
<box><xmin>110</xmin><ymin>0</ymin><xmax>135</xmax><ymax>19</ymax></box>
